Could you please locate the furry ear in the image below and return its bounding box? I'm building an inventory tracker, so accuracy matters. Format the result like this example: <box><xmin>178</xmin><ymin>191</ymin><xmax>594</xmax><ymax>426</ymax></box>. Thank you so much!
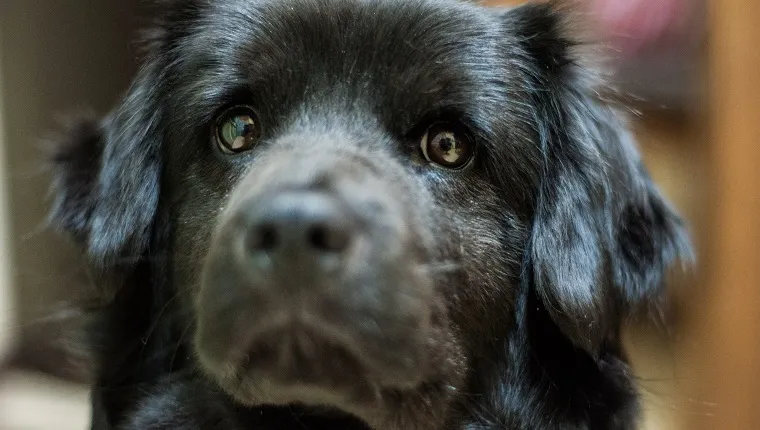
<box><xmin>49</xmin><ymin>1</ymin><xmax>207</xmax><ymax>269</ymax></box>
<box><xmin>49</xmin><ymin>61</ymin><xmax>164</xmax><ymax>268</ymax></box>
<box><xmin>529</xmin><ymin>113</ymin><xmax>692</xmax><ymax>355</ymax></box>
<box><xmin>48</xmin><ymin>116</ymin><xmax>104</xmax><ymax>245</ymax></box>
<box><xmin>502</xmin><ymin>2</ymin><xmax>693</xmax><ymax>354</ymax></box>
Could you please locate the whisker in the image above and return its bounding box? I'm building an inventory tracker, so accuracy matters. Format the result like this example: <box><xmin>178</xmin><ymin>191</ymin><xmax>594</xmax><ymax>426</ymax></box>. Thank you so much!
<box><xmin>416</xmin><ymin>261</ymin><xmax>463</xmax><ymax>275</ymax></box>
<box><xmin>169</xmin><ymin>320</ymin><xmax>195</xmax><ymax>373</ymax></box>
<box><xmin>139</xmin><ymin>289</ymin><xmax>187</xmax><ymax>355</ymax></box>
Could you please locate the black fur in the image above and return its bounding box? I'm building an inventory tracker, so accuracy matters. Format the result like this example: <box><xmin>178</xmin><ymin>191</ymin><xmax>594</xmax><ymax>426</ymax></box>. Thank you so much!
<box><xmin>49</xmin><ymin>1</ymin><xmax>692</xmax><ymax>429</ymax></box>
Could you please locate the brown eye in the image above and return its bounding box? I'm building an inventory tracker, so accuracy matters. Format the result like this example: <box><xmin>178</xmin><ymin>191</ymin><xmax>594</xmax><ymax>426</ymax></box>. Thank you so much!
<box><xmin>215</xmin><ymin>106</ymin><xmax>261</xmax><ymax>154</ymax></box>
<box><xmin>420</xmin><ymin>122</ymin><xmax>475</xmax><ymax>169</ymax></box>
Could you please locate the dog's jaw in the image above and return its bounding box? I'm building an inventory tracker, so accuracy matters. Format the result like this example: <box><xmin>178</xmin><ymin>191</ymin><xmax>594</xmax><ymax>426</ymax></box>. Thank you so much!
<box><xmin>194</xmin><ymin>305</ymin><xmax>468</xmax><ymax>430</ymax></box>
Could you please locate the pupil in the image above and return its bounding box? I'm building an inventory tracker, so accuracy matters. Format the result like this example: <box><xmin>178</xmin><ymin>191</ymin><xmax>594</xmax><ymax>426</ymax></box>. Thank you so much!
<box><xmin>234</xmin><ymin>116</ymin><xmax>254</xmax><ymax>136</ymax></box>
<box><xmin>436</xmin><ymin>134</ymin><xmax>455</xmax><ymax>155</ymax></box>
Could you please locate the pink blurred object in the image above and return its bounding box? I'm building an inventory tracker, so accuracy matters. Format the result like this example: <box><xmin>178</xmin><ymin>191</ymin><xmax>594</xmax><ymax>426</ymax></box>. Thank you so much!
<box><xmin>589</xmin><ymin>0</ymin><xmax>705</xmax><ymax>110</ymax></box>
<box><xmin>592</xmin><ymin>0</ymin><xmax>691</xmax><ymax>56</ymax></box>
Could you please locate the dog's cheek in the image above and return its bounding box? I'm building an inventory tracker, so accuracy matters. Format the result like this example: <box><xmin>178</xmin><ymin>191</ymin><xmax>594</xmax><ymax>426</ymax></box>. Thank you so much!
<box><xmin>167</xmin><ymin>174</ymin><xmax>238</xmax><ymax>297</ymax></box>
<box><xmin>170</xmin><ymin>211</ymin><xmax>216</xmax><ymax>294</ymax></box>
<box><xmin>432</xmin><ymin>180</ymin><xmax>527</xmax><ymax>347</ymax></box>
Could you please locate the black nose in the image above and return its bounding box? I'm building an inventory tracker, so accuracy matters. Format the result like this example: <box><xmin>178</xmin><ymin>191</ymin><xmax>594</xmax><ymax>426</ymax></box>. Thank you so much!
<box><xmin>244</xmin><ymin>191</ymin><xmax>353</xmax><ymax>261</ymax></box>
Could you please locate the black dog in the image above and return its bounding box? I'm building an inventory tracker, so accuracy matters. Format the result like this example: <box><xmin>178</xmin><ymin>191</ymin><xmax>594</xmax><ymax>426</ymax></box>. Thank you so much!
<box><xmin>49</xmin><ymin>0</ymin><xmax>692</xmax><ymax>429</ymax></box>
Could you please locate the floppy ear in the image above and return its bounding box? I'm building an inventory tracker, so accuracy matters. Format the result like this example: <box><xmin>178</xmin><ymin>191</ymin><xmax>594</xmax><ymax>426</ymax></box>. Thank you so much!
<box><xmin>504</xmin><ymin>2</ymin><xmax>693</xmax><ymax>354</ymax></box>
<box><xmin>49</xmin><ymin>1</ymin><xmax>207</xmax><ymax>273</ymax></box>
<box><xmin>49</xmin><ymin>61</ymin><xmax>164</xmax><ymax>268</ymax></box>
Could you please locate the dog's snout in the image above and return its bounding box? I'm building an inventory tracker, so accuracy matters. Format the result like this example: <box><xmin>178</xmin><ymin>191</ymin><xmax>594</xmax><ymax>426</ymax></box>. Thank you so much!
<box><xmin>244</xmin><ymin>191</ymin><xmax>353</xmax><ymax>261</ymax></box>
<box><xmin>198</xmin><ymin>156</ymin><xmax>435</xmax><ymax>398</ymax></box>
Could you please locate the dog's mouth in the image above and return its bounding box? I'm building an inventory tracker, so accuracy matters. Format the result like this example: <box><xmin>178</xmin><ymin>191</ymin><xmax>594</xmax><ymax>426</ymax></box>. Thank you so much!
<box><xmin>196</xmin><ymin>319</ymin><xmax>424</xmax><ymax>430</ymax></box>
<box><xmin>234</xmin><ymin>322</ymin><xmax>397</xmax><ymax>402</ymax></box>
<box><xmin>198</xmin><ymin>313</ymin><xmax>428</xmax><ymax>425</ymax></box>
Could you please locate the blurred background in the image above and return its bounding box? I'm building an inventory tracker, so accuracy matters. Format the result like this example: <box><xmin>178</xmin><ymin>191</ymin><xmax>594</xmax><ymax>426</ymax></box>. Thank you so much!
<box><xmin>0</xmin><ymin>0</ymin><xmax>756</xmax><ymax>429</ymax></box>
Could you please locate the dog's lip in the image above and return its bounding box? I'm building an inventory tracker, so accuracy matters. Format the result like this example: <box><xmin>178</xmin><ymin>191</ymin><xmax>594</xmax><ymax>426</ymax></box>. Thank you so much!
<box><xmin>237</xmin><ymin>317</ymin><xmax>368</xmax><ymax>374</ymax></box>
<box><xmin>224</xmin><ymin>317</ymin><xmax>385</xmax><ymax>408</ymax></box>
<box><xmin>222</xmin><ymin>313</ymin><xmax>425</xmax><ymax>391</ymax></box>
<box><xmin>228</xmin><ymin>312</ymin><xmax>364</xmax><ymax>364</ymax></box>
<box><xmin>240</xmin><ymin>339</ymin><xmax>379</xmax><ymax>402</ymax></box>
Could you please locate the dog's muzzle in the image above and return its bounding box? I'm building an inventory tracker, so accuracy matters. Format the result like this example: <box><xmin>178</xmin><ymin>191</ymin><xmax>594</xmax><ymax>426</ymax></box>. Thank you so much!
<box><xmin>194</xmin><ymin>144</ymin><xmax>435</xmax><ymax>403</ymax></box>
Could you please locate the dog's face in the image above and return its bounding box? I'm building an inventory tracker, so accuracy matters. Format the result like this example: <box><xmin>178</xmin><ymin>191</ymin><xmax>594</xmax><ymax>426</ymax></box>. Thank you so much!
<box><xmin>170</xmin><ymin>3</ymin><xmax>523</xmax><ymax>424</ymax></box>
<box><xmin>50</xmin><ymin>1</ymin><xmax>691</xmax><ymax>429</ymax></box>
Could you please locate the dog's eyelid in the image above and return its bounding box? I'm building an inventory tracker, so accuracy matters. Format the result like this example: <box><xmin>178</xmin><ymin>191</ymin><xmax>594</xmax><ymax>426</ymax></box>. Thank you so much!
<box><xmin>207</xmin><ymin>84</ymin><xmax>258</xmax><ymax>117</ymax></box>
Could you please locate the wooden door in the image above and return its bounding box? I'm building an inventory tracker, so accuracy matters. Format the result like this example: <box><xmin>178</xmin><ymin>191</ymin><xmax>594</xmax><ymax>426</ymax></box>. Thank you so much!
<box><xmin>684</xmin><ymin>0</ymin><xmax>760</xmax><ymax>428</ymax></box>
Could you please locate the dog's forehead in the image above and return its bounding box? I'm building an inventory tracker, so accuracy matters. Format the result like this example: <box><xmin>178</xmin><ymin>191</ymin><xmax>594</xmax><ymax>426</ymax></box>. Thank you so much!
<box><xmin>168</xmin><ymin>0</ymin><xmax>515</xmax><ymax>132</ymax></box>
<box><xmin>199</xmin><ymin>0</ymin><xmax>500</xmax><ymax>57</ymax></box>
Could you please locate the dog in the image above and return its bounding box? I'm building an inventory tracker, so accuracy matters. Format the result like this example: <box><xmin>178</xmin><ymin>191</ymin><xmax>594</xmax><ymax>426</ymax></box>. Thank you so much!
<box><xmin>48</xmin><ymin>0</ymin><xmax>692</xmax><ymax>428</ymax></box>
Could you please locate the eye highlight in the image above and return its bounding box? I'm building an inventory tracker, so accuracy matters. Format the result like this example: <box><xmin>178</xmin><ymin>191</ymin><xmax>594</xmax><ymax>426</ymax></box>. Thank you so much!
<box><xmin>215</xmin><ymin>106</ymin><xmax>261</xmax><ymax>154</ymax></box>
<box><xmin>420</xmin><ymin>121</ymin><xmax>475</xmax><ymax>170</ymax></box>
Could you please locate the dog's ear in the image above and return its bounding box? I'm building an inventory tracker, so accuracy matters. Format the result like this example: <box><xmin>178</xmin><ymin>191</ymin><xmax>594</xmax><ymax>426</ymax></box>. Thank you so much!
<box><xmin>49</xmin><ymin>61</ymin><xmax>164</xmax><ymax>268</ymax></box>
<box><xmin>501</xmin><ymin>2</ymin><xmax>693</xmax><ymax>354</ymax></box>
<box><xmin>49</xmin><ymin>2</ymin><xmax>206</xmax><ymax>273</ymax></box>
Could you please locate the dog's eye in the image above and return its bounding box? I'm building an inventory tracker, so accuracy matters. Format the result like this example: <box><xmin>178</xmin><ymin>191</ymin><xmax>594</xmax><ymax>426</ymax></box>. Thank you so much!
<box><xmin>215</xmin><ymin>106</ymin><xmax>261</xmax><ymax>154</ymax></box>
<box><xmin>420</xmin><ymin>122</ymin><xmax>474</xmax><ymax>169</ymax></box>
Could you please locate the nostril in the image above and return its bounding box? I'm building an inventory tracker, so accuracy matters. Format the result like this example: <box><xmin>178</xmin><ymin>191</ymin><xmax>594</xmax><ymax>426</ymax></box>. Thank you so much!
<box><xmin>242</xmin><ymin>192</ymin><xmax>355</xmax><ymax>257</ymax></box>
<box><xmin>248</xmin><ymin>224</ymin><xmax>278</xmax><ymax>252</ymax></box>
<box><xmin>307</xmin><ymin>224</ymin><xmax>350</xmax><ymax>252</ymax></box>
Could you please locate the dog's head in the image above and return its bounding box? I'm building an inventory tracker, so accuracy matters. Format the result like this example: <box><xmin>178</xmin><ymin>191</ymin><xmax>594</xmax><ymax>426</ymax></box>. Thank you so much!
<box><xmin>50</xmin><ymin>0</ymin><xmax>692</xmax><ymax>428</ymax></box>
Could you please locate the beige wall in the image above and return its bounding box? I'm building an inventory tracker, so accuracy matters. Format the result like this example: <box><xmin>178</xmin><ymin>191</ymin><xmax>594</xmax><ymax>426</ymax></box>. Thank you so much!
<box><xmin>0</xmin><ymin>0</ymin><xmax>139</xmax><ymax>375</ymax></box>
<box><xmin>0</xmin><ymin>2</ymin><xmax>139</xmax><ymax>428</ymax></box>
<box><xmin>0</xmin><ymin>34</ymin><xmax>16</xmax><ymax>363</ymax></box>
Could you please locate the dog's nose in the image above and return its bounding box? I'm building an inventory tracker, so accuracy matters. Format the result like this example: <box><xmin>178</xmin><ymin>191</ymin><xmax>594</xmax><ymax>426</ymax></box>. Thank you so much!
<box><xmin>244</xmin><ymin>191</ymin><xmax>353</xmax><ymax>263</ymax></box>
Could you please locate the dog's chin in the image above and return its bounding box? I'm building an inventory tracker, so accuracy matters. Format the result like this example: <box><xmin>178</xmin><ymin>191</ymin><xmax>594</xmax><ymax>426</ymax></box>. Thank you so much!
<box><xmin>196</xmin><ymin>328</ymin><xmax>433</xmax><ymax>428</ymax></box>
<box><xmin>203</xmin><ymin>357</ymin><xmax>424</xmax><ymax>429</ymax></box>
